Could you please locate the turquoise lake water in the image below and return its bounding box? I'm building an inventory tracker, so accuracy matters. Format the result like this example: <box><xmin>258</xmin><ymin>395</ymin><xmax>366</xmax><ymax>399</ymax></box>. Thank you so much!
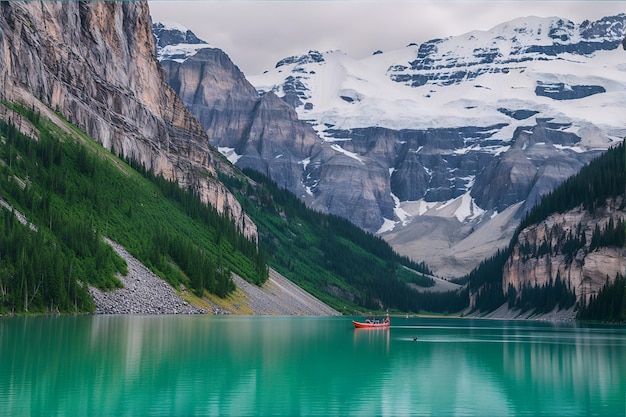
<box><xmin>1</xmin><ymin>315</ymin><xmax>625</xmax><ymax>416</ymax></box>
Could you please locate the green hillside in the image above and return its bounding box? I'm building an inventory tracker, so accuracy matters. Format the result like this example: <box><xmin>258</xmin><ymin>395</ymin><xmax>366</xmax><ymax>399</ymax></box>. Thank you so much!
<box><xmin>219</xmin><ymin>169</ymin><xmax>467</xmax><ymax>314</ymax></box>
<box><xmin>0</xmin><ymin>101</ymin><xmax>462</xmax><ymax>316</ymax></box>
<box><xmin>0</xmin><ymin>102</ymin><xmax>265</xmax><ymax>314</ymax></box>
<box><xmin>4</xmin><ymin>99</ymin><xmax>621</xmax><ymax>318</ymax></box>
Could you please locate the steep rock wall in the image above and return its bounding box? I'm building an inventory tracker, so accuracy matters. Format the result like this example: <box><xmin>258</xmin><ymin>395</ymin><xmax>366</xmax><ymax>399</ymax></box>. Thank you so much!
<box><xmin>161</xmin><ymin>48</ymin><xmax>324</xmax><ymax>203</ymax></box>
<box><xmin>0</xmin><ymin>1</ymin><xmax>256</xmax><ymax>240</ymax></box>
<box><xmin>503</xmin><ymin>197</ymin><xmax>626</xmax><ymax>304</ymax></box>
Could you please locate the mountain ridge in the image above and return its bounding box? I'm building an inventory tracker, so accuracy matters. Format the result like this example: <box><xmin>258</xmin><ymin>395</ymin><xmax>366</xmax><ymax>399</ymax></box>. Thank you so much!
<box><xmin>155</xmin><ymin>15</ymin><xmax>625</xmax><ymax>277</ymax></box>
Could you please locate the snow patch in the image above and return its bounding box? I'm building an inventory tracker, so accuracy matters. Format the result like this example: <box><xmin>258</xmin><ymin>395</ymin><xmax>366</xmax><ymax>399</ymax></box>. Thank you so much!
<box><xmin>158</xmin><ymin>43</ymin><xmax>209</xmax><ymax>62</ymax></box>
<box><xmin>299</xmin><ymin>157</ymin><xmax>311</xmax><ymax>171</ymax></box>
<box><xmin>391</xmin><ymin>193</ymin><xmax>411</xmax><ymax>226</ymax></box>
<box><xmin>330</xmin><ymin>144</ymin><xmax>364</xmax><ymax>163</ymax></box>
<box><xmin>491</xmin><ymin>145</ymin><xmax>511</xmax><ymax>156</ymax></box>
<box><xmin>218</xmin><ymin>147</ymin><xmax>241</xmax><ymax>165</ymax></box>
<box><xmin>376</xmin><ymin>218</ymin><xmax>397</xmax><ymax>234</ymax></box>
<box><xmin>398</xmin><ymin>199</ymin><xmax>439</xmax><ymax>217</ymax></box>
<box><xmin>156</xmin><ymin>20</ymin><xmax>190</xmax><ymax>34</ymax></box>
<box><xmin>553</xmin><ymin>144</ymin><xmax>585</xmax><ymax>153</ymax></box>
<box><xmin>454</xmin><ymin>191</ymin><xmax>485</xmax><ymax>222</ymax></box>
<box><xmin>432</xmin><ymin>192</ymin><xmax>485</xmax><ymax>222</ymax></box>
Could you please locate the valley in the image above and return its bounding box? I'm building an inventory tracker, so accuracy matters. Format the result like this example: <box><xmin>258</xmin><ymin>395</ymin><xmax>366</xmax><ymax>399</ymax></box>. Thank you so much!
<box><xmin>0</xmin><ymin>1</ymin><xmax>623</xmax><ymax>320</ymax></box>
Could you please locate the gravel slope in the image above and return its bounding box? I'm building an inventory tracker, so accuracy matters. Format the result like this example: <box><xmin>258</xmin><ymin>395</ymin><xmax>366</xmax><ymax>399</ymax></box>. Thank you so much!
<box><xmin>230</xmin><ymin>269</ymin><xmax>340</xmax><ymax>315</ymax></box>
<box><xmin>90</xmin><ymin>239</ymin><xmax>339</xmax><ymax>316</ymax></box>
<box><xmin>89</xmin><ymin>239</ymin><xmax>206</xmax><ymax>314</ymax></box>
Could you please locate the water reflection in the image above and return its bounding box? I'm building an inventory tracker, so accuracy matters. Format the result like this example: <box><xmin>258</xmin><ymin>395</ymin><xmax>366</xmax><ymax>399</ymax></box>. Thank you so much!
<box><xmin>388</xmin><ymin>319</ymin><xmax>626</xmax><ymax>416</ymax></box>
<box><xmin>1</xmin><ymin>316</ymin><xmax>625</xmax><ymax>416</ymax></box>
<box><xmin>353</xmin><ymin>327</ymin><xmax>390</xmax><ymax>353</ymax></box>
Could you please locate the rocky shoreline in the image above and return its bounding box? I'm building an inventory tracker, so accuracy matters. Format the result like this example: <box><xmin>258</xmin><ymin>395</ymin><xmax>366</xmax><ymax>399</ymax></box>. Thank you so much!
<box><xmin>466</xmin><ymin>303</ymin><xmax>577</xmax><ymax>322</ymax></box>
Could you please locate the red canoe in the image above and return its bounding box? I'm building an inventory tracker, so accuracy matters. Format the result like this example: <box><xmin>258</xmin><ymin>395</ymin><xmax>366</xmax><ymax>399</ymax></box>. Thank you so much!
<box><xmin>352</xmin><ymin>314</ymin><xmax>390</xmax><ymax>329</ymax></box>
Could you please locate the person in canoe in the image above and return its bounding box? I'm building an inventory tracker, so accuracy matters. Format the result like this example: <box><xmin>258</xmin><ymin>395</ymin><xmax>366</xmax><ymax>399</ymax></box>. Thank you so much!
<box><xmin>353</xmin><ymin>312</ymin><xmax>390</xmax><ymax>328</ymax></box>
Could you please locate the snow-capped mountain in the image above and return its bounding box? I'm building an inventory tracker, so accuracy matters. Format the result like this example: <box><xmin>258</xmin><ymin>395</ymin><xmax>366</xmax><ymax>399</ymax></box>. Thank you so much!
<box><xmin>153</xmin><ymin>21</ymin><xmax>209</xmax><ymax>62</ymax></box>
<box><xmin>154</xmin><ymin>15</ymin><xmax>626</xmax><ymax>278</ymax></box>
<box><xmin>251</xmin><ymin>15</ymin><xmax>625</xmax><ymax>134</ymax></box>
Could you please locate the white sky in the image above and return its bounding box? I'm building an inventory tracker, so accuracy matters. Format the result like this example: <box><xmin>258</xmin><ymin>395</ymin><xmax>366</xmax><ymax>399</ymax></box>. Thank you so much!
<box><xmin>148</xmin><ymin>1</ymin><xmax>626</xmax><ymax>76</ymax></box>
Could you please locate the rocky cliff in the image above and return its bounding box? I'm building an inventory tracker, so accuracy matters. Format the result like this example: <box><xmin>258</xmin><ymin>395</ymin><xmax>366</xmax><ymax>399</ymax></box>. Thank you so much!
<box><xmin>0</xmin><ymin>1</ymin><xmax>256</xmax><ymax>240</ymax></box>
<box><xmin>155</xmin><ymin>26</ymin><xmax>402</xmax><ymax>235</ymax></box>
<box><xmin>504</xmin><ymin>197</ymin><xmax>626</xmax><ymax>305</ymax></box>
<box><xmin>157</xmin><ymin>41</ymin><xmax>328</xmax><ymax>206</ymax></box>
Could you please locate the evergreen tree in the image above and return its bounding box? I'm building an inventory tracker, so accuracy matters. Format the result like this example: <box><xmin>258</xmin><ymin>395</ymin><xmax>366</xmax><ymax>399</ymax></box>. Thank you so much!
<box><xmin>465</xmin><ymin>139</ymin><xmax>625</xmax><ymax>314</ymax></box>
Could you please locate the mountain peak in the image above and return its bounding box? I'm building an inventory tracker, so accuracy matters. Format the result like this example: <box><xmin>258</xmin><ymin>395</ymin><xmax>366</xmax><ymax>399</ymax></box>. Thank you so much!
<box><xmin>152</xmin><ymin>20</ymin><xmax>207</xmax><ymax>47</ymax></box>
<box><xmin>390</xmin><ymin>14</ymin><xmax>626</xmax><ymax>89</ymax></box>
<box><xmin>156</xmin><ymin>12</ymin><xmax>624</xmax><ymax>279</ymax></box>
<box><xmin>152</xmin><ymin>20</ymin><xmax>209</xmax><ymax>62</ymax></box>
<box><xmin>275</xmin><ymin>50</ymin><xmax>326</xmax><ymax>69</ymax></box>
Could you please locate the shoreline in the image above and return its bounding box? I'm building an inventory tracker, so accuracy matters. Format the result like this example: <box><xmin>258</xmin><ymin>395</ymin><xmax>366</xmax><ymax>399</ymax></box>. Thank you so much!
<box><xmin>0</xmin><ymin>240</ymin><xmax>604</xmax><ymax>322</ymax></box>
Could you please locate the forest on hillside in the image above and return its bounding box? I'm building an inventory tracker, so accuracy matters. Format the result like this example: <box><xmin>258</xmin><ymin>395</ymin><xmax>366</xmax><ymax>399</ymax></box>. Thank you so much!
<box><xmin>220</xmin><ymin>168</ymin><xmax>469</xmax><ymax>314</ymax></box>
<box><xmin>2</xmin><ymin>99</ymin><xmax>622</xmax><ymax>318</ymax></box>
<box><xmin>0</xmin><ymin>103</ymin><xmax>265</xmax><ymax>314</ymax></box>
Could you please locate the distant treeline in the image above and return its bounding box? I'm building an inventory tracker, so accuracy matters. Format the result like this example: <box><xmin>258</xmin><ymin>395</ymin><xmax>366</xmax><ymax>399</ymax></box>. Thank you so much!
<box><xmin>507</xmin><ymin>273</ymin><xmax>576</xmax><ymax>314</ymax></box>
<box><xmin>577</xmin><ymin>274</ymin><xmax>625</xmax><ymax>322</ymax></box>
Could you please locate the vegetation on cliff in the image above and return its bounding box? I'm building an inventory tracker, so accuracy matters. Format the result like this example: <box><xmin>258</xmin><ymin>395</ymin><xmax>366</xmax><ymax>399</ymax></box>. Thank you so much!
<box><xmin>466</xmin><ymin>140</ymin><xmax>625</xmax><ymax>316</ymax></box>
<box><xmin>577</xmin><ymin>274</ymin><xmax>625</xmax><ymax>322</ymax></box>
<box><xmin>0</xmin><ymin>102</ymin><xmax>264</xmax><ymax>314</ymax></box>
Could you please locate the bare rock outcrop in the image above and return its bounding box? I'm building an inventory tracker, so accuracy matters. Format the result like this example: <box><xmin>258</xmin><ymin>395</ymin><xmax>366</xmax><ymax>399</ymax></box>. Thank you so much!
<box><xmin>503</xmin><ymin>197</ymin><xmax>626</xmax><ymax>304</ymax></box>
<box><xmin>0</xmin><ymin>1</ymin><xmax>256</xmax><ymax>241</ymax></box>
<box><xmin>161</xmin><ymin>47</ymin><xmax>325</xmax><ymax>204</ymax></box>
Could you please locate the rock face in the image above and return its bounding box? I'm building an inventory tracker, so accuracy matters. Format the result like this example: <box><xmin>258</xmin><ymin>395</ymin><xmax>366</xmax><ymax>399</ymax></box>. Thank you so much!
<box><xmin>471</xmin><ymin>119</ymin><xmax>605</xmax><ymax>214</ymax></box>
<box><xmin>158</xmin><ymin>43</ymin><xmax>322</xmax><ymax>204</ymax></box>
<box><xmin>154</xmin><ymin>15</ymin><xmax>624</xmax><ymax>277</ymax></box>
<box><xmin>388</xmin><ymin>15</ymin><xmax>626</xmax><ymax>88</ymax></box>
<box><xmin>0</xmin><ymin>1</ymin><xmax>256</xmax><ymax>241</ymax></box>
<box><xmin>503</xmin><ymin>197</ymin><xmax>626</xmax><ymax>305</ymax></box>
<box><xmin>153</xmin><ymin>21</ymin><xmax>206</xmax><ymax>50</ymax></box>
<box><xmin>156</xmin><ymin>27</ymin><xmax>397</xmax><ymax>224</ymax></box>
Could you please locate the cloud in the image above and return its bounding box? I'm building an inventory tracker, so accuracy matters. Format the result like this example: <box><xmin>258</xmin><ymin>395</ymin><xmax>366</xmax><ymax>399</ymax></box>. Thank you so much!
<box><xmin>148</xmin><ymin>1</ymin><xmax>625</xmax><ymax>75</ymax></box>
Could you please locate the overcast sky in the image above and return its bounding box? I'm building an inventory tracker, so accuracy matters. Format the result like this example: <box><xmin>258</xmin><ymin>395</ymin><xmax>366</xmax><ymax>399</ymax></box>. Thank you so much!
<box><xmin>148</xmin><ymin>1</ymin><xmax>625</xmax><ymax>75</ymax></box>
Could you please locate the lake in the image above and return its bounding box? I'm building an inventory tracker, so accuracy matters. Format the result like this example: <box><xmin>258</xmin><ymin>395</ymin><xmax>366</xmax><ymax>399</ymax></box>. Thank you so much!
<box><xmin>1</xmin><ymin>315</ymin><xmax>625</xmax><ymax>416</ymax></box>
